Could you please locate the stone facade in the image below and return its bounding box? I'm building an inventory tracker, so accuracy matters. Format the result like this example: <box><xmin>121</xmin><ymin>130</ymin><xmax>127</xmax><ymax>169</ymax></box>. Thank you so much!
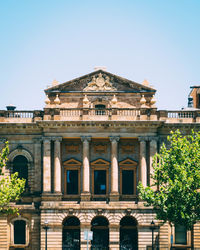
<box><xmin>0</xmin><ymin>69</ymin><xmax>200</xmax><ymax>249</ymax></box>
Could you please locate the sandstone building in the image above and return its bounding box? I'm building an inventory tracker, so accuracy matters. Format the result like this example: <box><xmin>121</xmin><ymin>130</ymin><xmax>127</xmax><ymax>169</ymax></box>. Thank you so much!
<box><xmin>0</xmin><ymin>68</ymin><xmax>200</xmax><ymax>249</ymax></box>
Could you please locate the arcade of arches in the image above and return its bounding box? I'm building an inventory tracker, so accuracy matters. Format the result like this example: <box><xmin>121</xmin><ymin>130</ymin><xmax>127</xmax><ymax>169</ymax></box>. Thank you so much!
<box><xmin>62</xmin><ymin>216</ymin><xmax>138</xmax><ymax>250</ymax></box>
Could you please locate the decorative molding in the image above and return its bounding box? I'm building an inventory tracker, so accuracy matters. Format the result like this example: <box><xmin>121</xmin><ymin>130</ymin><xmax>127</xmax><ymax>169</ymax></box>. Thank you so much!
<box><xmin>121</xmin><ymin>144</ymin><xmax>134</xmax><ymax>154</ymax></box>
<box><xmin>52</xmin><ymin>136</ymin><xmax>62</xmax><ymax>142</ymax></box>
<box><xmin>94</xmin><ymin>143</ymin><xmax>107</xmax><ymax>154</ymax></box>
<box><xmin>91</xmin><ymin>158</ymin><xmax>110</xmax><ymax>167</ymax></box>
<box><xmin>84</xmin><ymin>73</ymin><xmax>116</xmax><ymax>91</ymax></box>
<box><xmin>63</xmin><ymin>158</ymin><xmax>81</xmax><ymax>166</ymax></box>
<box><xmin>65</xmin><ymin>144</ymin><xmax>80</xmax><ymax>154</ymax></box>
<box><xmin>81</xmin><ymin>136</ymin><xmax>92</xmax><ymax>142</ymax></box>
<box><xmin>138</xmin><ymin>136</ymin><xmax>148</xmax><ymax>142</ymax></box>
<box><xmin>8</xmin><ymin>148</ymin><xmax>33</xmax><ymax>163</ymax></box>
<box><xmin>109</xmin><ymin>136</ymin><xmax>120</xmax><ymax>142</ymax></box>
<box><xmin>119</xmin><ymin>158</ymin><xmax>137</xmax><ymax>166</ymax></box>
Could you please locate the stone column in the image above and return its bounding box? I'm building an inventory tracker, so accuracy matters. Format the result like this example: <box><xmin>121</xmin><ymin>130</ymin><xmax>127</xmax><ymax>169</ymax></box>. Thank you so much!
<box><xmin>53</xmin><ymin>137</ymin><xmax>62</xmax><ymax>194</ymax></box>
<box><xmin>81</xmin><ymin>136</ymin><xmax>91</xmax><ymax>201</ymax></box>
<box><xmin>149</xmin><ymin>137</ymin><xmax>158</xmax><ymax>186</ymax></box>
<box><xmin>42</xmin><ymin>137</ymin><xmax>51</xmax><ymax>193</ymax></box>
<box><xmin>139</xmin><ymin>137</ymin><xmax>147</xmax><ymax>187</ymax></box>
<box><xmin>33</xmin><ymin>138</ymin><xmax>42</xmax><ymax>193</ymax></box>
<box><xmin>109</xmin><ymin>136</ymin><xmax>120</xmax><ymax>201</ymax></box>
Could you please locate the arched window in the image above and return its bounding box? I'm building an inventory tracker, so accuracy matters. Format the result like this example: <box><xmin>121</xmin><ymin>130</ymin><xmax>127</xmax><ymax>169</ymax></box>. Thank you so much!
<box><xmin>91</xmin><ymin>216</ymin><xmax>109</xmax><ymax>250</ymax></box>
<box><xmin>63</xmin><ymin>216</ymin><xmax>80</xmax><ymax>249</ymax></box>
<box><xmin>13</xmin><ymin>155</ymin><xmax>28</xmax><ymax>187</ymax></box>
<box><xmin>120</xmin><ymin>216</ymin><xmax>138</xmax><ymax>250</ymax></box>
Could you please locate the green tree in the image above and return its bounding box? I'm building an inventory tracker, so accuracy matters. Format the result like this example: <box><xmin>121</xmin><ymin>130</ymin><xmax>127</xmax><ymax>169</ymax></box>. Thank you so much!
<box><xmin>0</xmin><ymin>142</ymin><xmax>25</xmax><ymax>214</ymax></box>
<box><xmin>138</xmin><ymin>130</ymin><xmax>200</xmax><ymax>249</ymax></box>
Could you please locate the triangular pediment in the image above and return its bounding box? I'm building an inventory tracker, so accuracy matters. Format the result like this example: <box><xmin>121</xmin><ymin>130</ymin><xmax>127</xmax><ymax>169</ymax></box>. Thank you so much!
<box><xmin>63</xmin><ymin>158</ymin><xmax>81</xmax><ymax>166</ymax></box>
<box><xmin>45</xmin><ymin>70</ymin><xmax>156</xmax><ymax>94</ymax></box>
<box><xmin>91</xmin><ymin>158</ymin><xmax>110</xmax><ymax>166</ymax></box>
<box><xmin>119</xmin><ymin>158</ymin><xmax>137</xmax><ymax>166</ymax></box>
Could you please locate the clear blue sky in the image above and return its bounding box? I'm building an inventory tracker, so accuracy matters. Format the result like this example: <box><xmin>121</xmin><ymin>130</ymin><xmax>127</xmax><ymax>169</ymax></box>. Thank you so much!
<box><xmin>1</xmin><ymin>0</ymin><xmax>199</xmax><ymax>110</ymax></box>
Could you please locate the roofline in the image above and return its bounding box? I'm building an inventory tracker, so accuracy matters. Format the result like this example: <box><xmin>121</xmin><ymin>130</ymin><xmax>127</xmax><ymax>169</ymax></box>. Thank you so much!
<box><xmin>44</xmin><ymin>69</ymin><xmax>156</xmax><ymax>93</ymax></box>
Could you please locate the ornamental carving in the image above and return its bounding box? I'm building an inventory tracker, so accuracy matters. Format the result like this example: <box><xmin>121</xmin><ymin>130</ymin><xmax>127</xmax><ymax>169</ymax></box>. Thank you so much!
<box><xmin>84</xmin><ymin>73</ymin><xmax>116</xmax><ymax>91</ymax></box>
<box><xmin>121</xmin><ymin>144</ymin><xmax>134</xmax><ymax>154</ymax></box>
<box><xmin>94</xmin><ymin>143</ymin><xmax>107</xmax><ymax>154</ymax></box>
<box><xmin>65</xmin><ymin>144</ymin><xmax>79</xmax><ymax>154</ymax></box>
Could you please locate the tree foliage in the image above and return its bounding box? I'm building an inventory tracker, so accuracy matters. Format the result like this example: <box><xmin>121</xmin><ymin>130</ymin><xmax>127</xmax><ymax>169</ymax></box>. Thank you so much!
<box><xmin>0</xmin><ymin>142</ymin><xmax>25</xmax><ymax>214</ymax></box>
<box><xmin>138</xmin><ymin>130</ymin><xmax>200</xmax><ymax>230</ymax></box>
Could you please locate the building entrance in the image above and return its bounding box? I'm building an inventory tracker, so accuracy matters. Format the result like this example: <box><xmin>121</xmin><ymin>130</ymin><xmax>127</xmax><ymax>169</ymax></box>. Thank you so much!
<box><xmin>120</xmin><ymin>216</ymin><xmax>138</xmax><ymax>250</ymax></box>
<box><xmin>91</xmin><ymin>216</ymin><xmax>109</xmax><ymax>250</ymax></box>
<box><xmin>62</xmin><ymin>216</ymin><xmax>80</xmax><ymax>250</ymax></box>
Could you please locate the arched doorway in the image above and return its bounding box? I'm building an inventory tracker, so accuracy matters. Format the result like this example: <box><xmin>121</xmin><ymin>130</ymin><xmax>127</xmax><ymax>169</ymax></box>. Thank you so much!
<box><xmin>120</xmin><ymin>216</ymin><xmax>138</xmax><ymax>250</ymax></box>
<box><xmin>13</xmin><ymin>155</ymin><xmax>28</xmax><ymax>188</ymax></box>
<box><xmin>91</xmin><ymin>216</ymin><xmax>109</xmax><ymax>250</ymax></box>
<box><xmin>62</xmin><ymin>216</ymin><xmax>80</xmax><ymax>250</ymax></box>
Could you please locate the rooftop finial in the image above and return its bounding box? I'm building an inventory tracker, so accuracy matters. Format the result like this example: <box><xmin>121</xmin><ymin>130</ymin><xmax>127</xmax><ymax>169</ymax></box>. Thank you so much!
<box><xmin>94</xmin><ymin>66</ymin><xmax>107</xmax><ymax>71</ymax></box>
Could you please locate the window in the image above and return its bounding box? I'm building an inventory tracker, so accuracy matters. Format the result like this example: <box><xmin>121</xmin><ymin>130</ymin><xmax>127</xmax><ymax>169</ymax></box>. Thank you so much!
<box><xmin>63</xmin><ymin>159</ymin><xmax>81</xmax><ymax>197</ymax></box>
<box><xmin>119</xmin><ymin>159</ymin><xmax>137</xmax><ymax>198</ymax></box>
<box><xmin>122</xmin><ymin>170</ymin><xmax>134</xmax><ymax>195</ymax></box>
<box><xmin>175</xmin><ymin>225</ymin><xmax>187</xmax><ymax>245</ymax></box>
<box><xmin>91</xmin><ymin>159</ymin><xmax>109</xmax><ymax>198</ymax></box>
<box><xmin>66</xmin><ymin>170</ymin><xmax>78</xmax><ymax>194</ymax></box>
<box><xmin>95</xmin><ymin>104</ymin><xmax>106</xmax><ymax>115</ymax></box>
<box><xmin>94</xmin><ymin>170</ymin><xmax>106</xmax><ymax>194</ymax></box>
<box><xmin>10</xmin><ymin>218</ymin><xmax>29</xmax><ymax>247</ymax></box>
<box><xmin>14</xmin><ymin>220</ymin><xmax>26</xmax><ymax>244</ymax></box>
<box><xmin>13</xmin><ymin>155</ymin><xmax>28</xmax><ymax>188</ymax></box>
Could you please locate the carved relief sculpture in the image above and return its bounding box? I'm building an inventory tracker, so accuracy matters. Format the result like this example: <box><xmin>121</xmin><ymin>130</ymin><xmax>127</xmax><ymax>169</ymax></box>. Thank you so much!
<box><xmin>84</xmin><ymin>73</ymin><xmax>116</xmax><ymax>91</ymax></box>
<box><xmin>65</xmin><ymin>144</ymin><xmax>80</xmax><ymax>154</ymax></box>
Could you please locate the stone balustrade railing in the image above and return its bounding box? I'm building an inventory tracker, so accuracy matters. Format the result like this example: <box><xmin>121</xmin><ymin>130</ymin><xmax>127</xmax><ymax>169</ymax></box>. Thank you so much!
<box><xmin>0</xmin><ymin>108</ymin><xmax>200</xmax><ymax>123</ymax></box>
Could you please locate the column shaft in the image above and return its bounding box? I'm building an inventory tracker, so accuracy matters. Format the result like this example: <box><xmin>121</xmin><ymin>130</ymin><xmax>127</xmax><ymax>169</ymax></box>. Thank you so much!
<box><xmin>110</xmin><ymin>136</ymin><xmax>120</xmax><ymax>200</ymax></box>
<box><xmin>43</xmin><ymin>138</ymin><xmax>51</xmax><ymax>192</ymax></box>
<box><xmin>54</xmin><ymin>137</ymin><xmax>62</xmax><ymax>193</ymax></box>
<box><xmin>81</xmin><ymin>136</ymin><xmax>91</xmax><ymax>200</ymax></box>
<box><xmin>149</xmin><ymin>138</ymin><xmax>158</xmax><ymax>186</ymax></box>
<box><xmin>34</xmin><ymin>139</ymin><xmax>42</xmax><ymax>192</ymax></box>
<box><xmin>139</xmin><ymin>138</ymin><xmax>147</xmax><ymax>187</ymax></box>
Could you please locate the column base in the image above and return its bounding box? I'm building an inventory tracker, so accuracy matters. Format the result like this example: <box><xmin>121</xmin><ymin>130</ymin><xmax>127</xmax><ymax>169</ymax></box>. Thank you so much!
<box><xmin>42</xmin><ymin>192</ymin><xmax>62</xmax><ymax>201</ymax></box>
<box><xmin>81</xmin><ymin>192</ymin><xmax>91</xmax><ymax>201</ymax></box>
<box><xmin>109</xmin><ymin>192</ymin><xmax>119</xmax><ymax>201</ymax></box>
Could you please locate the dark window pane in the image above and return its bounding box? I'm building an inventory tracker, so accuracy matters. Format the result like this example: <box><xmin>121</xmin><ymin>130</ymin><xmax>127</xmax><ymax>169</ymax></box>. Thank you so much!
<box><xmin>122</xmin><ymin>170</ymin><xmax>134</xmax><ymax>195</ymax></box>
<box><xmin>175</xmin><ymin>225</ymin><xmax>187</xmax><ymax>244</ymax></box>
<box><xmin>13</xmin><ymin>156</ymin><xmax>28</xmax><ymax>187</ymax></box>
<box><xmin>95</xmin><ymin>104</ymin><xmax>106</xmax><ymax>115</ymax></box>
<box><xmin>14</xmin><ymin>220</ymin><xmax>26</xmax><ymax>244</ymax></box>
<box><xmin>94</xmin><ymin>170</ymin><xmax>106</xmax><ymax>194</ymax></box>
<box><xmin>67</xmin><ymin>170</ymin><xmax>78</xmax><ymax>194</ymax></box>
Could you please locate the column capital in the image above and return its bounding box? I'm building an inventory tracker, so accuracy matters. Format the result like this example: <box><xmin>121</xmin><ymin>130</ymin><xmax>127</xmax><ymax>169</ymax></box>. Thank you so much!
<box><xmin>81</xmin><ymin>136</ymin><xmax>91</xmax><ymax>142</ymax></box>
<box><xmin>138</xmin><ymin>136</ymin><xmax>148</xmax><ymax>142</ymax></box>
<box><xmin>33</xmin><ymin>137</ymin><xmax>42</xmax><ymax>143</ymax></box>
<box><xmin>41</xmin><ymin>136</ymin><xmax>52</xmax><ymax>142</ymax></box>
<box><xmin>148</xmin><ymin>136</ymin><xmax>159</xmax><ymax>142</ymax></box>
<box><xmin>52</xmin><ymin>136</ymin><xmax>62</xmax><ymax>142</ymax></box>
<box><xmin>109</xmin><ymin>136</ymin><xmax>120</xmax><ymax>142</ymax></box>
